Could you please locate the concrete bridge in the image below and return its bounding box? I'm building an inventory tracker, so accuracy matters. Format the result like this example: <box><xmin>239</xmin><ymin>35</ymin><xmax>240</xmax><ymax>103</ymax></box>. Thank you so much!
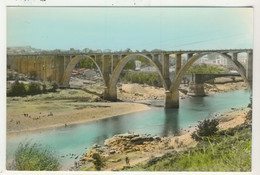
<box><xmin>187</xmin><ymin>73</ymin><xmax>241</xmax><ymax>96</ymax></box>
<box><xmin>7</xmin><ymin>49</ymin><xmax>253</xmax><ymax>108</ymax></box>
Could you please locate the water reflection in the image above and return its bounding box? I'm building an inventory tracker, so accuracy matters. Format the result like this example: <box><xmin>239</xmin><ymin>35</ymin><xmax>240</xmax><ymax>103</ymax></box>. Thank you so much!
<box><xmin>162</xmin><ymin>109</ymin><xmax>180</xmax><ymax>136</ymax></box>
<box><xmin>93</xmin><ymin>115</ymin><xmax>126</xmax><ymax>144</ymax></box>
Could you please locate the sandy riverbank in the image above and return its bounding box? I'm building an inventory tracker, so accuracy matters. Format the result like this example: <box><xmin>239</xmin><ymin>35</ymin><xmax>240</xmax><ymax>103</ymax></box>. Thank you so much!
<box><xmin>7</xmin><ymin>100</ymin><xmax>150</xmax><ymax>135</ymax></box>
<box><xmin>78</xmin><ymin>107</ymin><xmax>251</xmax><ymax>171</ymax></box>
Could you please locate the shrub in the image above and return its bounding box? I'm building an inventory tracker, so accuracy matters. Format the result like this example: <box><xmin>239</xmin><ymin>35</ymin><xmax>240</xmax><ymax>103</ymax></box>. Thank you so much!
<box><xmin>49</xmin><ymin>82</ymin><xmax>58</xmax><ymax>92</ymax></box>
<box><xmin>12</xmin><ymin>142</ymin><xmax>60</xmax><ymax>171</ymax></box>
<box><xmin>7</xmin><ymin>80</ymin><xmax>27</xmax><ymax>96</ymax></box>
<box><xmin>191</xmin><ymin>118</ymin><xmax>219</xmax><ymax>141</ymax></box>
<box><xmin>92</xmin><ymin>153</ymin><xmax>105</xmax><ymax>171</ymax></box>
<box><xmin>120</xmin><ymin>72</ymin><xmax>162</xmax><ymax>87</ymax></box>
<box><xmin>27</xmin><ymin>82</ymin><xmax>42</xmax><ymax>95</ymax></box>
<box><xmin>187</xmin><ymin>64</ymin><xmax>227</xmax><ymax>74</ymax></box>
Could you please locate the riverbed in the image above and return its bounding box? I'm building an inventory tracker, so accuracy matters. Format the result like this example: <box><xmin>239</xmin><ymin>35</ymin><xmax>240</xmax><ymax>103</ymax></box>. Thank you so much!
<box><xmin>6</xmin><ymin>89</ymin><xmax>251</xmax><ymax>170</ymax></box>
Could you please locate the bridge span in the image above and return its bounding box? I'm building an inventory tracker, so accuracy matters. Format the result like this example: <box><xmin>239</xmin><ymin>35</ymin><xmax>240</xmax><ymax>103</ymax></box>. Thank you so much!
<box><xmin>187</xmin><ymin>73</ymin><xmax>241</xmax><ymax>96</ymax></box>
<box><xmin>7</xmin><ymin>49</ymin><xmax>253</xmax><ymax>108</ymax></box>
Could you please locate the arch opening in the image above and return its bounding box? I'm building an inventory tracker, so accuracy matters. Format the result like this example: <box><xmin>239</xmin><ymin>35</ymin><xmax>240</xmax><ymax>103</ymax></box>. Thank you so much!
<box><xmin>106</xmin><ymin>54</ymin><xmax>168</xmax><ymax>101</ymax></box>
<box><xmin>62</xmin><ymin>55</ymin><xmax>104</xmax><ymax>89</ymax></box>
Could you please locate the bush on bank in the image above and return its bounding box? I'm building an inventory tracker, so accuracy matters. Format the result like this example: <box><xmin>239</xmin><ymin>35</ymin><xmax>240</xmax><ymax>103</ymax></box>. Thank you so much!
<box><xmin>11</xmin><ymin>142</ymin><xmax>60</xmax><ymax>171</ymax></box>
<box><xmin>191</xmin><ymin>118</ymin><xmax>219</xmax><ymax>141</ymax></box>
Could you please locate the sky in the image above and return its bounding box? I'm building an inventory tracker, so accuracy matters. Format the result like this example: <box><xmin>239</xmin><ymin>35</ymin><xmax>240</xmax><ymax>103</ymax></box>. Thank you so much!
<box><xmin>7</xmin><ymin>7</ymin><xmax>253</xmax><ymax>51</ymax></box>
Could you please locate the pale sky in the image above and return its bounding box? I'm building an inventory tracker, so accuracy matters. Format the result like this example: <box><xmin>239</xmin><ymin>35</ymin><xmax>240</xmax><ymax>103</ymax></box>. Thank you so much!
<box><xmin>7</xmin><ymin>7</ymin><xmax>253</xmax><ymax>51</ymax></box>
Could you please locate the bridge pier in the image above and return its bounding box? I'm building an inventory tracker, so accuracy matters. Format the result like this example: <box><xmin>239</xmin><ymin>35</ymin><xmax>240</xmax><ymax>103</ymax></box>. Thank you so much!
<box><xmin>187</xmin><ymin>74</ymin><xmax>206</xmax><ymax>96</ymax></box>
<box><xmin>162</xmin><ymin>54</ymin><xmax>171</xmax><ymax>88</ymax></box>
<box><xmin>165</xmin><ymin>91</ymin><xmax>179</xmax><ymax>108</ymax></box>
<box><xmin>103</xmin><ymin>86</ymin><xmax>117</xmax><ymax>101</ymax></box>
<box><xmin>187</xmin><ymin>81</ymin><xmax>206</xmax><ymax>96</ymax></box>
<box><xmin>246</xmin><ymin>52</ymin><xmax>253</xmax><ymax>89</ymax></box>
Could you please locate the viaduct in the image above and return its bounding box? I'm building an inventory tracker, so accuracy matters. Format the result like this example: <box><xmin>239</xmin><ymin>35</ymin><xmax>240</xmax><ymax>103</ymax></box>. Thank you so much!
<box><xmin>7</xmin><ymin>49</ymin><xmax>253</xmax><ymax>108</ymax></box>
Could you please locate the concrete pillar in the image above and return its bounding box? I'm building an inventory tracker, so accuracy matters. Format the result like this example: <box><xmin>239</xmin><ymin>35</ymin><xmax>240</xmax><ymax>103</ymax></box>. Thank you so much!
<box><xmin>45</xmin><ymin>56</ymin><xmax>54</xmax><ymax>81</ymax></box>
<box><xmin>112</xmin><ymin>55</ymin><xmax>120</xmax><ymax>71</ymax></box>
<box><xmin>102</xmin><ymin>55</ymin><xmax>112</xmax><ymax>86</ymax></box>
<box><xmin>246</xmin><ymin>52</ymin><xmax>253</xmax><ymax>89</ymax></box>
<box><xmin>55</xmin><ymin>56</ymin><xmax>65</xmax><ymax>86</ymax></box>
<box><xmin>102</xmin><ymin>55</ymin><xmax>117</xmax><ymax>101</ymax></box>
<box><xmin>43</xmin><ymin>57</ymin><xmax>46</xmax><ymax>80</ymax></box>
<box><xmin>233</xmin><ymin>53</ymin><xmax>238</xmax><ymax>61</ymax></box>
<box><xmin>21</xmin><ymin>56</ymin><xmax>27</xmax><ymax>74</ymax></box>
<box><xmin>165</xmin><ymin>90</ymin><xmax>179</xmax><ymax>108</ymax></box>
<box><xmin>167</xmin><ymin>53</ymin><xmax>182</xmax><ymax>108</ymax></box>
<box><xmin>187</xmin><ymin>83</ymin><xmax>206</xmax><ymax>96</ymax></box>
<box><xmin>187</xmin><ymin>74</ymin><xmax>206</xmax><ymax>96</ymax></box>
<box><xmin>162</xmin><ymin>54</ymin><xmax>170</xmax><ymax>88</ymax></box>
<box><xmin>103</xmin><ymin>86</ymin><xmax>117</xmax><ymax>101</ymax></box>
<box><xmin>40</xmin><ymin>57</ymin><xmax>45</xmax><ymax>80</ymax></box>
<box><xmin>27</xmin><ymin>56</ymin><xmax>35</xmax><ymax>77</ymax></box>
<box><xmin>25</xmin><ymin>56</ymin><xmax>29</xmax><ymax>75</ymax></box>
<box><xmin>175</xmin><ymin>54</ymin><xmax>182</xmax><ymax>74</ymax></box>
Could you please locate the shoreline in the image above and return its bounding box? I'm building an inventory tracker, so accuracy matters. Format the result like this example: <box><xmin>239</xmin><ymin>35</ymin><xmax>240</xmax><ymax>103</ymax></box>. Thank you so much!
<box><xmin>78</xmin><ymin>106</ymin><xmax>251</xmax><ymax>171</ymax></box>
<box><xmin>7</xmin><ymin>102</ymin><xmax>151</xmax><ymax>138</ymax></box>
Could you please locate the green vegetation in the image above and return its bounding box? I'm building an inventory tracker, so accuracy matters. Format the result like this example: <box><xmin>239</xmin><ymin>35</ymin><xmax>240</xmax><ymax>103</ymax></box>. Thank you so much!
<box><xmin>191</xmin><ymin>118</ymin><xmax>219</xmax><ymax>141</ymax></box>
<box><xmin>187</xmin><ymin>64</ymin><xmax>227</xmax><ymax>74</ymax></box>
<box><xmin>78</xmin><ymin>58</ymin><xmax>96</xmax><ymax>69</ymax></box>
<box><xmin>12</xmin><ymin>142</ymin><xmax>60</xmax><ymax>171</ymax></box>
<box><xmin>7</xmin><ymin>80</ymin><xmax>58</xmax><ymax>97</ymax></box>
<box><xmin>7</xmin><ymin>80</ymin><xmax>27</xmax><ymax>97</ymax></box>
<box><xmin>124</xmin><ymin>60</ymin><xmax>136</xmax><ymax>70</ymax></box>
<box><xmin>123</xmin><ymin>121</ymin><xmax>251</xmax><ymax>171</ymax></box>
<box><xmin>92</xmin><ymin>153</ymin><xmax>105</xmax><ymax>171</ymax></box>
<box><xmin>120</xmin><ymin>71</ymin><xmax>162</xmax><ymax>87</ymax></box>
<box><xmin>27</xmin><ymin>82</ymin><xmax>42</xmax><ymax>95</ymax></box>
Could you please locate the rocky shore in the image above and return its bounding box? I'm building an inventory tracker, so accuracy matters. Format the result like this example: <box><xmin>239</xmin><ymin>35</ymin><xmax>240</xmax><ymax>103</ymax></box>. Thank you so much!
<box><xmin>75</xmin><ymin>107</ymin><xmax>251</xmax><ymax>171</ymax></box>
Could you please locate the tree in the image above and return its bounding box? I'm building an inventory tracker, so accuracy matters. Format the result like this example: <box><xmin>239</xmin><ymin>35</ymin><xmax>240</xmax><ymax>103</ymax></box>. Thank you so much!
<box><xmin>125</xmin><ymin>48</ymin><xmax>132</xmax><ymax>53</ymax></box>
<box><xmin>12</xmin><ymin>142</ymin><xmax>60</xmax><ymax>171</ymax></box>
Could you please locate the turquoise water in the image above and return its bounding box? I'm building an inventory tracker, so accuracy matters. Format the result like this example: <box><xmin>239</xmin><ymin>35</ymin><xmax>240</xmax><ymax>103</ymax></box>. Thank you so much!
<box><xmin>6</xmin><ymin>90</ymin><xmax>250</xmax><ymax>170</ymax></box>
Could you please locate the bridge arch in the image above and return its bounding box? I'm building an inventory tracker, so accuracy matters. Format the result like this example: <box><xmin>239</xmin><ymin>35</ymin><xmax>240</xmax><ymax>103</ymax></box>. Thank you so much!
<box><xmin>105</xmin><ymin>54</ymin><xmax>168</xmax><ymax>100</ymax></box>
<box><xmin>169</xmin><ymin>52</ymin><xmax>249</xmax><ymax>95</ymax></box>
<box><xmin>61</xmin><ymin>55</ymin><xmax>104</xmax><ymax>87</ymax></box>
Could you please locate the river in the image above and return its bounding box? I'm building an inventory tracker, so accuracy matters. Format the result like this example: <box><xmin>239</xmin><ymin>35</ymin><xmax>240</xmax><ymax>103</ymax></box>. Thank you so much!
<box><xmin>6</xmin><ymin>90</ymin><xmax>250</xmax><ymax>170</ymax></box>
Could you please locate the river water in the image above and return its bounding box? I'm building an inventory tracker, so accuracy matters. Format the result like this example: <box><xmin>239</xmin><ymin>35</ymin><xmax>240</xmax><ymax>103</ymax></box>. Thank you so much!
<box><xmin>6</xmin><ymin>90</ymin><xmax>250</xmax><ymax>170</ymax></box>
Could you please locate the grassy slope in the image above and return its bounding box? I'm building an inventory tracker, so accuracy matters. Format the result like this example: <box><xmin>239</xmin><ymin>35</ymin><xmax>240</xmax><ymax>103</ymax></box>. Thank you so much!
<box><xmin>123</xmin><ymin>124</ymin><xmax>251</xmax><ymax>172</ymax></box>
